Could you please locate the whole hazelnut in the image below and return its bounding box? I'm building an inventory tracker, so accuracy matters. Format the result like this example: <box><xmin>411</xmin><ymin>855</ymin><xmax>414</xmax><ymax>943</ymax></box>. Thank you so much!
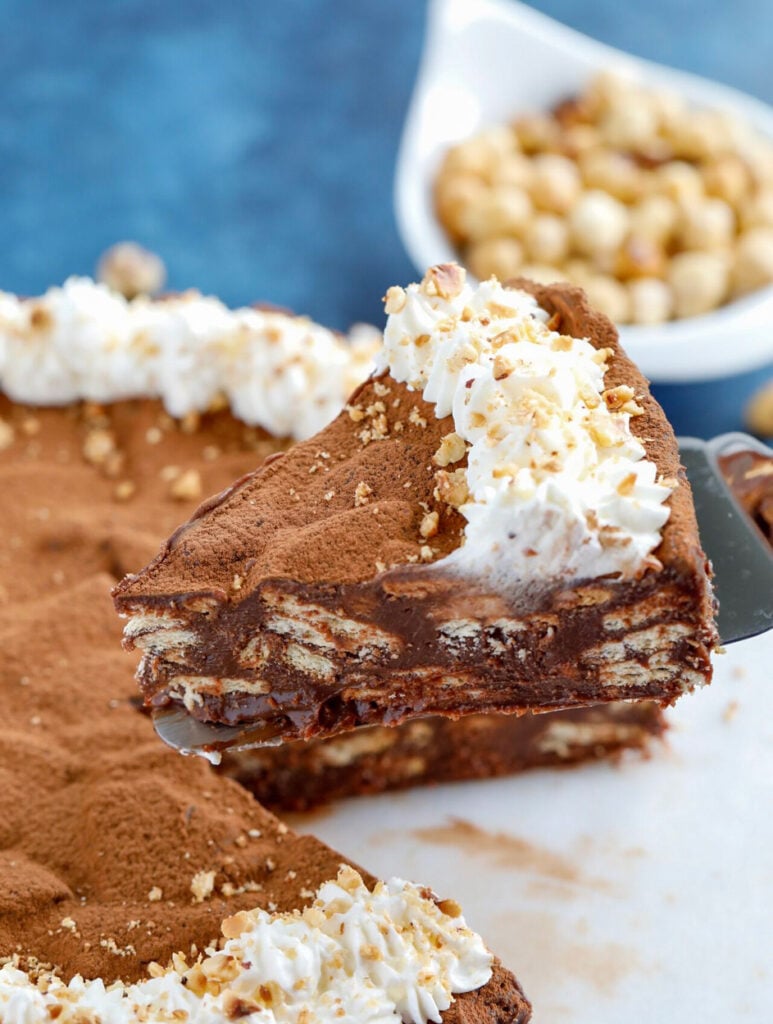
<box><xmin>569</xmin><ymin>190</ymin><xmax>629</xmax><ymax>256</ymax></box>
<box><xmin>466</xmin><ymin>237</ymin><xmax>525</xmax><ymax>281</ymax></box>
<box><xmin>97</xmin><ymin>243</ymin><xmax>166</xmax><ymax>299</ymax></box>
<box><xmin>668</xmin><ymin>251</ymin><xmax>729</xmax><ymax>317</ymax></box>
<box><xmin>732</xmin><ymin>227</ymin><xmax>773</xmax><ymax>295</ymax></box>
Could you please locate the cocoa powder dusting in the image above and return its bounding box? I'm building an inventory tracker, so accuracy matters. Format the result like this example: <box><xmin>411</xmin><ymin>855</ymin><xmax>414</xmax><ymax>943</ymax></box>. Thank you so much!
<box><xmin>0</xmin><ymin>398</ymin><xmax>347</xmax><ymax>982</ymax></box>
<box><xmin>0</xmin><ymin>393</ymin><xmax>529</xmax><ymax>1024</ymax></box>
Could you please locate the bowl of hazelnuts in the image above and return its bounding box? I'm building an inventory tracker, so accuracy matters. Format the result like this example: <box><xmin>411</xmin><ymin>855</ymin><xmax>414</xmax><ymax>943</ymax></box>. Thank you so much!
<box><xmin>395</xmin><ymin>0</ymin><xmax>773</xmax><ymax>437</ymax></box>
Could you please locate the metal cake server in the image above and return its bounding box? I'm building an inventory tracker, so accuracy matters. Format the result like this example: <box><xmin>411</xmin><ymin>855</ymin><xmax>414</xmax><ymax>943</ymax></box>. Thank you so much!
<box><xmin>679</xmin><ymin>432</ymin><xmax>773</xmax><ymax>645</ymax></box>
<box><xmin>154</xmin><ymin>432</ymin><xmax>773</xmax><ymax>759</ymax></box>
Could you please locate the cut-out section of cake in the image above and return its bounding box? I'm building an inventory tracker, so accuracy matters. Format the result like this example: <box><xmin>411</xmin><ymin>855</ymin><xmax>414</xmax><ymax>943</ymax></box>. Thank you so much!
<box><xmin>114</xmin><ymin>266</ymin><xmax>717</xmax><ymax>744</ymax></box>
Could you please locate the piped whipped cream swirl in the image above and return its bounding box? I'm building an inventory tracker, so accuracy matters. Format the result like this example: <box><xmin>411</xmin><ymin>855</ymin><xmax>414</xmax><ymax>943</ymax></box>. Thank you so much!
<box><xmin>0</xmin><ymin>278</ymin><xmax>378</xmax><ymax>441</ymax></box>
<box><xmin>380</xmin><ymin>264</ymin><xmax>673</xmax><ymax>581</ymax></box>
<box><xmin>0</xmin><ymin>867</ymin><xmax>492</xmax><ymax>1024</ymax></box>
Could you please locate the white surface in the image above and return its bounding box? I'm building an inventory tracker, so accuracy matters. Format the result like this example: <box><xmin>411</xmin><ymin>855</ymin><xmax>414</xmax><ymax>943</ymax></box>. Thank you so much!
<box><xmin>291</xmin><ymin>629</ymin><xmax>773</xmax><ymax>1022</ymax></box>
<box><xmin>394</xmin><ymin>0</ymin><xmax>773</xmax><ymax>382</ymax></box>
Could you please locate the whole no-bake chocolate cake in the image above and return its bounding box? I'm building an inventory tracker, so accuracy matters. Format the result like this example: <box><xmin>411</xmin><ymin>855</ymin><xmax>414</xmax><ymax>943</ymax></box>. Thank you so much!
<box><xmin>0</xmin><ymin>281</ymin><xmax>533</xmax><ymax>1024</ymax></box>
<box><xmin>115</xmin><ymin>266</ymin><xmax>717</xmax><ymax>745</ymax></box>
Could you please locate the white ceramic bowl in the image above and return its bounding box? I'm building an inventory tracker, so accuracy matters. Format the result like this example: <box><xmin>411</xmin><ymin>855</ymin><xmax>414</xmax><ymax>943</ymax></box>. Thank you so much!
<box><xmin>395</xmin><ymin>0</ymin><xmax>773</xmax><ymax>385</ymax></box>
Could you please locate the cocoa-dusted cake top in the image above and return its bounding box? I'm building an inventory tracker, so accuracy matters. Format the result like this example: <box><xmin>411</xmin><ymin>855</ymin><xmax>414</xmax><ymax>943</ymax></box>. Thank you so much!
<box><xmin>0</xmin><ymin>867</ymin><xmax>493</xmax><ymax>1024</ymax></box>
<box><xmin>117</xmin><ymin>269</ymin><xmax>687</xmax><ymax>605</ymax></box>
<box><xmin>0</xmin><ymin>395</ymin><xmax>527</xmax><ymax>1024</ymax></box>
<box><xmin>0</xmin><ymin>277</ymin><xmax>378</xmax><ymax>440</ymax></box>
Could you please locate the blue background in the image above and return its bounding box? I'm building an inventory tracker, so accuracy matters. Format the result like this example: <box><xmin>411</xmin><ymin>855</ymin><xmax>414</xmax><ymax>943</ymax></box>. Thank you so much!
<box><xmin>1</xmin><ymin>0</ymin><xmax>772</xmax><ymax>345</ymax></box>
<box><xmin>0</xmin><ymin>4</ymin><xmax>767</xmax><ymax>999</ymax></box>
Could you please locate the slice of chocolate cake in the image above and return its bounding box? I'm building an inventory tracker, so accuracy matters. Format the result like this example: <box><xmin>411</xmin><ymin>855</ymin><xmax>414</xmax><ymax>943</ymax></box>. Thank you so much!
<box><xmin>114</xmin><ymin>266</ymin><xmax>717</xmax><ymax>744</ymax></box>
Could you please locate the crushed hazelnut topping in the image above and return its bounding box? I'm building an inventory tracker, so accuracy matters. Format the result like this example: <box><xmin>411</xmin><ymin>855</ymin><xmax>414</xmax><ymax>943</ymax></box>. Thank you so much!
<box><xmin>170</xmin><ymin>469</ymin><xmax>203</xmax><ymax>502</ymax></box>
<box><xmin>383</xmin><ymin>286</ymin><xmax>407</xmax><ymax>314</ymax></box>
<box><xmin>82</xmin><ymin>429</ymin><xmax>116</xmax><ymax>466</ymax></box>
<box><xmin>147</xmin><ymin>887</ymin><xmax>163</xmax><ymax>903</ymax></box>
<box><xmin>0</xmin><ymin>419</ymin><xmax>15</xmax><ymax>451</ymax></box>
<box><xmin>434</xmin><ymin>468</ymin><xmax>470</xmax><ymax>509</ymax></box>
<box><xmin>616</xmin><ymin>472</ymin><xmax>638</xmax><ymax>496</ymax></box>
<box><xmin>433</xmin><ymin>432</ymin><xmax>467</xmax><ymax>467</ymax></box>
<box><xmin>190</xmin><ymin>870</ymin><xmax>216</xmax><ymax>904</ymax></box>
<box><xmin>602</xmin><ymin>385</ymin><xmax>644</xmax><ymax>416</ymax></box>
<box><xmin>419</xmin><ymin>545</ymin><xmax>435</xmax><ymax>562</ymax></box>
<box><xmin>113</xmin><ymin>480</ymin><xmax>136</xmax><ymax>502</ymax></box>
<box><xmin>421</xmin><ymin>263</ymin><xmax>466</xmax><ymax>300</ymax></box>
<box><xmin>179</xmin><ymin>411</ymin><xmax>201</xmax><ymax>434</ymax></box>
<box><xmin>420</xmin><ymin>510</ymin><xmax>440</xmax><ymax>539</ymax></box>
<box><xmin>354</xmin><ymin>481</ymin><xmax>373</xmax><ymax>507</ymax></box>
<box><xmin>492</xmin><ymin>351</ymin><xmax>516</xmax><ymax>380</ymax></box>
<box><xmin>408</xmin><ymin>407</ymin><xmax>427</xmax><ymax>429</ymax></box>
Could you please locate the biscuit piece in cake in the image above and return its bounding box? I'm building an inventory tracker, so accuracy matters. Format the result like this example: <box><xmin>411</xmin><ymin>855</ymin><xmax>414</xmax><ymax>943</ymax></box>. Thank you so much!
<box><xmin>114</xmin><ymin>267</ymin><xmax>717</xmax><ymax>742</ymax></box>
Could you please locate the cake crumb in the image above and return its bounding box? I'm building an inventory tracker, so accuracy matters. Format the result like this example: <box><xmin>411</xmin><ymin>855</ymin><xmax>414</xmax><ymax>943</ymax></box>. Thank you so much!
<box><xmin>722</xmin><ymin>700</ymin><xmax>740</xmax><ymax>723</ymax></box>
<box><xmin>190</xmin><ymin>870</ymin><xmax>216</xmax><ymax>903</ymax></box>
<box><xmin>170</xmin><ymin>469</ymin><xmax>203</xmax><ymax>502</ymax></box>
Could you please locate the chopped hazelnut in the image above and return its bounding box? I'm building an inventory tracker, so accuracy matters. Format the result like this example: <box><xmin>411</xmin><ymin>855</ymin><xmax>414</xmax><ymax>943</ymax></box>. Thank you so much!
<box><xmin>433</xmin><ymin>432</ymin><xmax>467</xmax><ymax>467</ymax></box>
<box><xmin>434</xmin><ymin>468</ymin><xmax>470</xmax><ymax>508</ymax></box>
<box><xmin>190</xmin><ymin>869</ymin><xmax>216</xmax><ymax>904</ymax></box>
<box><xmin>97</xmin><ymin>241</ymin><xmax>166</xmax><ymax>299</ymax></box>
<box><xmin>113</xmin><ymin>480</ymin><xmax>136</xmax><ymax>502</ymax></box>
<box><xmin>419</xmin><ymin>510</ymin><xmax>440</xmax><ymax>539</ymax></box>
<box><xmin>0</xmin><ymin>419</ymin><xmax>15</xmax><ymax>451</ymax></box>
<box><xmin>82</xmin><ymin>429</ymin><xmax>116</xmax><ymax>466</ymax></box>
<box><xmin>383</xmin><ymin>286</ymin><xmax>407</xmax><ymax>314</ymax></box>
<box><xmin>169</xmin><ymin>469</ymin><xmax>203</xmax><ymax>502</ymax></box>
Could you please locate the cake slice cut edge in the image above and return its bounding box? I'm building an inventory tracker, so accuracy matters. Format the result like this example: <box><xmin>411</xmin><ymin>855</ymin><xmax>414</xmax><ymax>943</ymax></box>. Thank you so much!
<box><xmin>221</xmin><ymin>702</ymin><xmax>667</xmax><ymax>812</ymax></box>
<box><xmin>114</xmin><ymin>268</ymin><xmax>717</xmax><ymax>744</ymax></box>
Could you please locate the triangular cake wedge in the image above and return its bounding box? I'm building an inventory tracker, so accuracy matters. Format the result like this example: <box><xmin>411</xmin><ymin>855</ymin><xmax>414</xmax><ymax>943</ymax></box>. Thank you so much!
<box><xmin>114</xmin><ymin>267</ymin><xmax>717</xmax><ymax>741</ymax></box>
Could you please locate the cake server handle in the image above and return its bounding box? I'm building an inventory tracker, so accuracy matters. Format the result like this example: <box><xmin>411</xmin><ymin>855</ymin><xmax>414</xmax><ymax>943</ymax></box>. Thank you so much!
<box><xmin>679</xmin><ymin>433</ymin><xmax>773</xmax><ymax>646</ymax></box>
